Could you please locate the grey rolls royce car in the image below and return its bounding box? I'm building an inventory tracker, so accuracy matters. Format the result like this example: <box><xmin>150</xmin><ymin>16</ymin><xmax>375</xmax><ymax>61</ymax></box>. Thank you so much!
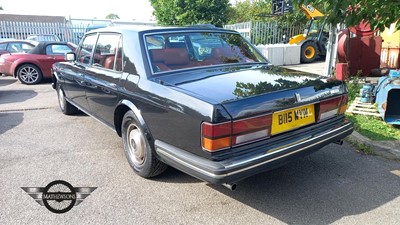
<box><xmin>52</xmin><ymin>25</ymin><xmax>353</xmax><ymax>189</ymax></box>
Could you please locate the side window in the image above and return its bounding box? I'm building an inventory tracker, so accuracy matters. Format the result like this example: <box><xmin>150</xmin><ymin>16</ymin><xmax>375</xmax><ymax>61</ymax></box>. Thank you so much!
<box><xmin>45</xmin><ymin>44</ymin><xmax>73</xmax><ymax>55</ymax></box>
<box><xmin>20</xmin><ymin>43</ymin><xmax>35</xmax><ymax>52</ymax></box>
<box><xmin>0</xmin><ymin>43</ymin><xmax>6</xmax><ymax>50</ymax></box>
<box><xmin>0</xmin><ymin>43</ymin><xmax>7</xmax><ymax>50</ymax></box>
<box><xmin>8</xmin><ymin>43</ymin><xmax>22</xmax><ymax>53</ymax></box>
<box><xmin>92</xmin><ymin>33</ymin><xmax>122</xmax><ymax>71</ymax></box>
<box><xmin>76</xmin><ymin>34</ymin><xmax>98</xmax><ymax>65</ymax></box>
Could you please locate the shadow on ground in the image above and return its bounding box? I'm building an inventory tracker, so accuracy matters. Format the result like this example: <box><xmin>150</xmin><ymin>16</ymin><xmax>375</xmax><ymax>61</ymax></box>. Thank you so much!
<box><xmin>207</xmin><ymin>145</ymin><xmax>400</xmax><ymax>224</ymax></box>
<box><xmin>0</xmin><ymin>90</ymin><xmax>38</xmax><ymax>105</ymax></box>
<box><xmin>0</xmin><ymin>112</ymin><xmax>24</xmax><ymax>135</ymax></box>
<box><xmin>0</xmin><ymin>77</ymin><xmax>17</xmax><ymax>87</ymax></box>
<box><xmin>152</xmin><ymin>167</ymin><xmax>201</xmax><ymax>184</ymax></box>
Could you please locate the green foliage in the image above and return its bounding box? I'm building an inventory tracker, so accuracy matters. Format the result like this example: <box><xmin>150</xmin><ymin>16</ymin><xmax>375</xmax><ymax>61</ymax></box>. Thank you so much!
<box><xmin>228</xmin><ymin>0</ymin><xmax>271</xmax><ymax>23</ymax></box>
<box><xmin>105</xmin><ymin>13</ymin><xmax>120</xmax><ymax>19</ymax></box>
<box><xmin>292</xmin><ymin>0</ymin><xmax>400</xmax><ymax>31</ymax></box>
<box><xmin>346</xmin><ymin>76</ymin><xmax>362</xmax><ymax>105</ymax></box>
<box><xmin>150</xmin><ymin>0</ymin><xmax>230</xmax><ymax>27</ymax></box>
<box><xmin>346</xmin><ymin>114</ymin><xmax>400</xmax><ymax>141</ymax></box>
<box><xmin>228</xmin><ymin>0</ymin><xmax>307</xmax><ymax>26</ymax></box>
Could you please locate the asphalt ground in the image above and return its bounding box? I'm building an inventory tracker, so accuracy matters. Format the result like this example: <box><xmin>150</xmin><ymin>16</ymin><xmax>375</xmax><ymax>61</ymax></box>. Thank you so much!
<box><xmin>1</xmin><ymin>75</ymin><xmax>400</xmax><ymax>224</ymax></box>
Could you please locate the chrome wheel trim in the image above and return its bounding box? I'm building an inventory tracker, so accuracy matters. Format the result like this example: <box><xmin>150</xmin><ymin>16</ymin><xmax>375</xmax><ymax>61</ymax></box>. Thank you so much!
<box><xmin>126</xmin><ymin>123</ymin><xmax>146</xmax><ymax>167</ymax></box>
<box><xmin>19</xmin><ymin>66</ymin><xmax>39</xmax><ymax>84</ymax></box>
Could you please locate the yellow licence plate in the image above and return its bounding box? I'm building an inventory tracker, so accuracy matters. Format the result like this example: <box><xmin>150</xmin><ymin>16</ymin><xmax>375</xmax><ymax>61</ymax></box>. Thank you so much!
<box><xmin>271</xmin><ymin>104</ymin><xmax>315</xmax><ymax>135</ymax></box>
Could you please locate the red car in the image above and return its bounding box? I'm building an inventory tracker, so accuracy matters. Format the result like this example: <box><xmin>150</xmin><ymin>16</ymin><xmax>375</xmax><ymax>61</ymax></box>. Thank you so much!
<box><xmin>0</xmin><ymin>41</ymin><xmax>76</xmax><ymax>84</ymax></box>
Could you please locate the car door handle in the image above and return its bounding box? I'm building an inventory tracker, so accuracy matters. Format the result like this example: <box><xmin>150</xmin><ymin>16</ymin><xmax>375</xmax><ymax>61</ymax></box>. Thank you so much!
<box><xmin>77</xmin><ymin>79</ymin><xmax>85</xmax><ymax>86</ymax></box>
<box><xmin>109</xmin><ymin>83</ymin><xmax>117</xmax><ymax>88</ymax></box>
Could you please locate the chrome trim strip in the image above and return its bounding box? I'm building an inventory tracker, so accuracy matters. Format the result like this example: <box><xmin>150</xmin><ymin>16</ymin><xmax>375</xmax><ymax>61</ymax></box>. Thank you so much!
<box><xmin>156</xmin><ymin>123</ymin><xmax>353</xmax><ymax>180</ymax></box>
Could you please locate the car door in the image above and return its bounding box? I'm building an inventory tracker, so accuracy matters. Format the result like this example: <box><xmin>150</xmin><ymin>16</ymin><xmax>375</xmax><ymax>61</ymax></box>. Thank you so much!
<box><xmin>62</xmin><ymin>34</ymin><xmax>98</xmax><ymax>111</ymax></box>
<box><xmin>84</xmin><ymin>33</ymin><xmax>123</xmax><ymax>126</ymax></box>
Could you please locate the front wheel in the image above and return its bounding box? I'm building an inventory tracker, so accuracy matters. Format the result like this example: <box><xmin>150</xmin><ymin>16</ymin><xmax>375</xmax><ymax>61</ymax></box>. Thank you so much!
<box><xmin>300</xmin><ymin>42</ymin><xmax>318</xmax><ymax>63</ymax></box>
<box><xmin>121</xmin><ymin>111</ymin><xmax>167</xmax><ymax>178</ymax></box>
<box><xmin>57</xmin><ymin>83</ymin><xmax>78</xmax><ymax>115</ymax></box>
<box><xmin>17</xmin><ymin>64</ymin><xmax>43</xmax><ymax>84</ymax></box>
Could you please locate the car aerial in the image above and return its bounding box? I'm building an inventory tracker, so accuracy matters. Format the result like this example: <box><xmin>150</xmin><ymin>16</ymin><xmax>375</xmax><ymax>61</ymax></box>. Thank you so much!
<box><xmin>52</xmin><ymin>25</ymin><xmax>353</xmax><ymax>189</ymax></box>
<box><xmin>0</xmin><ymin>41</ymin><xmax>77</xmax><ymax>84</ymax></box>
<box><xmin>26</xmin><ymin>34</ymin><xmax>61</xmax><ymax>42</ymax></box>
<box><xmin>0</xmin><ymin>40</ymin><xmax>37</xmax><ymax>55</ymax></box>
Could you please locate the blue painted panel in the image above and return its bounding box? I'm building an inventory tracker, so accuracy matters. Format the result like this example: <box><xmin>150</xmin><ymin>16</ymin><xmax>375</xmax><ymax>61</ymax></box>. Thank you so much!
<box><xmin>375</xmin><ymin>75</ymin><xmax>400</xmax><ymax>125</ymax></box>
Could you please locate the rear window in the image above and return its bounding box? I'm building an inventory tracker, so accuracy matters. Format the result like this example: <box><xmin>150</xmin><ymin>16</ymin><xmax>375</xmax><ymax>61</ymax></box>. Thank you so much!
<box><xmin>145</xmin><ymin>32</ymin><xmax>267</xmax><ymax>73</ymax></box>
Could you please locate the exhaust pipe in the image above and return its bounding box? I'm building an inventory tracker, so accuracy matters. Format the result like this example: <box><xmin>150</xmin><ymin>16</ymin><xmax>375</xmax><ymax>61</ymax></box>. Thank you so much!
<box><xmin>222</xmin><ymin>183</ymin><xmax>237</xmax><ymax>191</ymax></box>
<box><xmin>334</xmin><ymin>139</ymin><xmax>344</xmax><ymax>145</ymax></box>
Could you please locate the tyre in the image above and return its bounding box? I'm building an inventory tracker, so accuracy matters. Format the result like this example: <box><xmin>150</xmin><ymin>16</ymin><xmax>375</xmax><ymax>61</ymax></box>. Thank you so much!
<box><xmin>300</xmin><ymin>42</ymin><xmax>318</xmax><ymax>63</ymax></box>
<box><xmin>16</xmin><ymin>64</ymin><xmax>43</xmax><ymax>84</ymax></box>
<box><xmin>56</xmin><ymin>83</ymin><xmax>78</xmax><ymax>115</ymax></box>
<box><xmin>121</xmin><ymin>111</ymin><xmax>167</xmax><ymax>178</ymax></box>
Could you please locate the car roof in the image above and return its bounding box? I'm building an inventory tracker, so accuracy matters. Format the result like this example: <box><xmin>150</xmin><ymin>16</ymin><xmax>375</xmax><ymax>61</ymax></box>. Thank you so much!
<box><xmin>85</xmin><ymin>25</ymin><xmax>237</xmax><ymax>35</ymax></box>
<box><xmin>28</xmin><ymin>41</ymin><xmax>70</xmax><ymax>54</ymax></box>
<box><xmin>0</xmin><ymin>39</ymin><xmax>36</xmax><ymax>44</ymax></box>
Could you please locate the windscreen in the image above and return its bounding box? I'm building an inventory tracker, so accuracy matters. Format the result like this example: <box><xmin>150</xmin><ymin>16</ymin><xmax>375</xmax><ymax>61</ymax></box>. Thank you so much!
<box><xmin>145</xmin><ymin>32</ymin><xmax>267</xmax><ymax>73</ymax></box>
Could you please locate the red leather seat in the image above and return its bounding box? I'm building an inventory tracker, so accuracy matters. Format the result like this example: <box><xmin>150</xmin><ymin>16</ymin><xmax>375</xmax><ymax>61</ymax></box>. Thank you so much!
<box><xmin>149</xmin><ymin>48</ymin><xmax>190</xmax><ymax>72</ymax></box>
<box><xmin>103</xmin><ymin>56</ymin><xmax>115</xmax><ymax>69</ymax></box>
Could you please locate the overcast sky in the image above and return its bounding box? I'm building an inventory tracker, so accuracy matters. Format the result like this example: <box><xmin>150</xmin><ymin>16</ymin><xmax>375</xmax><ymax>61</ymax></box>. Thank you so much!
<box><xmin>1</xmin><ymin>0</ymin><xmax>155</xmax><ymax>21</ymax></box>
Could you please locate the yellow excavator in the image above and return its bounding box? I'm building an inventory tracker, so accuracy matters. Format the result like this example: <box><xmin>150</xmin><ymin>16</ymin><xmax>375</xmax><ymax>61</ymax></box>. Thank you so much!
<box><xmin>288</xmin><ymin>4</ymin><xmax>329</xmax><ymax>63</ymax></box>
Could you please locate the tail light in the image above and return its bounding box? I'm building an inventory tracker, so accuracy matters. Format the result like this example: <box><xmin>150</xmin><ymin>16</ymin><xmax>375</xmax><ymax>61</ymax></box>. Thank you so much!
<box><xmin>202</xmin><ymin>114</ymin><xmax>272</xmax><ymax>152</ymax></box>
<box><xmin>318</xmin><ymin>94</ymin><xmax>348</xmax><ymax>121</ymax></box>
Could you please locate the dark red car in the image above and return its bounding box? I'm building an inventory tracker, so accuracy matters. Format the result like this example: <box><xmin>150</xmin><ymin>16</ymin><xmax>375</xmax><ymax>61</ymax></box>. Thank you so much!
<box><xmin>0</xmin><ymin>40</ymin><xmax>37</xmax><ymax>56</ymax></box>
<box><xmin>0</xmin><ymin>41</ymin><xmax>76</xmax><ymax>84</ymax></box>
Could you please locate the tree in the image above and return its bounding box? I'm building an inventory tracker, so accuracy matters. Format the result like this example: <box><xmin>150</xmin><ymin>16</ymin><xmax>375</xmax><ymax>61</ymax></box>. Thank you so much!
<box><xmin>150</xmin><ymin>0</ymin><xmax>230</xmax><ymax>27</ymax></box>
<box><xmin>292</xmin><ymin>0</ymin><xmax>400</xmax><ymax>31</ymax></box>
<box><xmin>0</xmin><ymin>6</ymin><xmax>3</xmax><ymax>10</ymax></box>
<box><xmin>227</xmin><ymin>0</ymin><xmax>307</xmax><ymax>26</ymax></box>
<box><xmin>228</xmin><ymin>0</ymin><xmax>271</xmax><ymax>23</ymax></box>
<box><xmin>106</xmin><ymin>13</ymin><xmax>120</xmax><ymax>19</ymax></box>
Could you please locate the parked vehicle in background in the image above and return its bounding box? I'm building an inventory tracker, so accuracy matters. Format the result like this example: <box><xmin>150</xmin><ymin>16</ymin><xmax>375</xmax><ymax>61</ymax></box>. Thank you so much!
<box><xmin>52</xmin><ymin>26</ymin><xmax>353</xmax><ymax>188</ymax></box>
<box><xmin>0</xmin><ymin>40</ymin><xmax>37</xmax><ymax>55</ymax></box>
<box><xmin>0</xmin><ymin>41</ymin><xmax>76</xmax><ymax>84</ymax></box>
<box><xmin>26</xmin><ymin>34</ymin><xmax>61</xmax><ymax>42</ymax></box>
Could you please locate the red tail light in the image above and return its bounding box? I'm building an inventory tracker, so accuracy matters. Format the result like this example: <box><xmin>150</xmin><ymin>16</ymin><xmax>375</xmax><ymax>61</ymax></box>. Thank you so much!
<box><xmin>202</xmin><ymin>122</ymin><xmax>231</xmax><ymax>151</ymax></box>
<box><xmin>202</xmin><ymin>114</ymin><xmax>272</xmax><ymax>152</ymax></box>
<box><xmin>232</xmin><ymin>114</ymin><xmax>272</xmax><ymax>145</ymax></box>
<box><xmin>318</xmin><ymin>94</ymin><xmax>348</xmax><ymax>121</ymax></box>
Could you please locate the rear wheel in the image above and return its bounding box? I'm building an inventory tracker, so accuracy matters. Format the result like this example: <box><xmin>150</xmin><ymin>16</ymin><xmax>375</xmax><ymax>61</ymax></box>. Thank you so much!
<box><xmin>16</xmin><ymin>64</ymin><xmax>43</xmax><ymax>84</ymax></box>
<box><xmin>57</xmin><ymin>83</ymin><xmax>78</xmax><ymax>115</ymax></box>
<box><xmin>121</xmin><ymin>111</ymin><xmax>167</xmax><ymax>178</ymax></box>
<box><xmin>301</xmin><ymin>42</ymin><xmax>318</xmax><ymax>63</ymax></box>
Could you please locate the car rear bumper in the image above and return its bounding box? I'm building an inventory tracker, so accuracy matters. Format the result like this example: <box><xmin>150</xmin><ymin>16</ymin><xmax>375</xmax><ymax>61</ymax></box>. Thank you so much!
<box><xmin>155</xmin><ymin>120</ymin><xmax>353</xmax><ymax>184</ymax></box>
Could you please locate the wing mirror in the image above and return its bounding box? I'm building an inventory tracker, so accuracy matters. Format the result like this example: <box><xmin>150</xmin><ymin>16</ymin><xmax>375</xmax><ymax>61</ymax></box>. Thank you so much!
<box><xmin>64</xmin><ymin>52</ymin><xmax>76</xmax><ymax>61</ymax></box>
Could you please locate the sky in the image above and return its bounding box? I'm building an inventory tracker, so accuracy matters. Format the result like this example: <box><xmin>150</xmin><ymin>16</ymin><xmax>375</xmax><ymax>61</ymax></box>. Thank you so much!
<box><xmin>1</xmin><ymin>0</ymin><xmax>155</xmax><ymax>21</ymax></box>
